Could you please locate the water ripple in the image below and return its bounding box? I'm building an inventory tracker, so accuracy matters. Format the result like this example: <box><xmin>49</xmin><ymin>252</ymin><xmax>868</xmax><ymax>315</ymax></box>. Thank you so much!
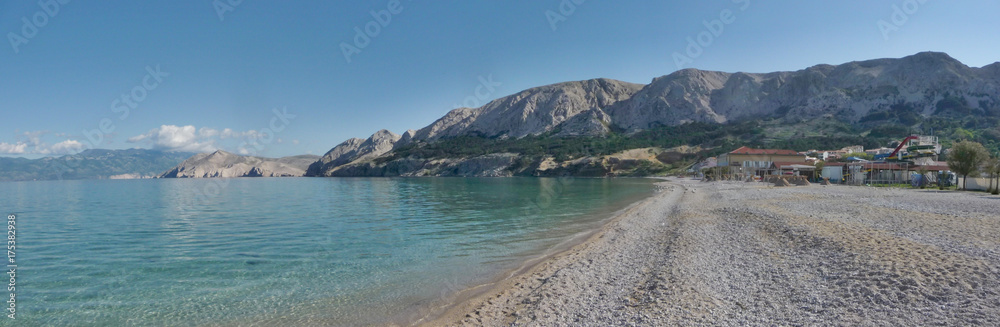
<box><xmin>0</xmin><ymin>177</ymin><xmax>652</xmax><ymax>326</ymax></box>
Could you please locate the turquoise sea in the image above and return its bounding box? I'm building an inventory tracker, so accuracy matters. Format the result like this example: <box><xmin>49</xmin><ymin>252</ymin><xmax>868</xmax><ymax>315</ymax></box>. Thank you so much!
<box><xmin>0</xmin><ymin>177</ymin><xmax>653</xmax><ymax>326</ymax></box>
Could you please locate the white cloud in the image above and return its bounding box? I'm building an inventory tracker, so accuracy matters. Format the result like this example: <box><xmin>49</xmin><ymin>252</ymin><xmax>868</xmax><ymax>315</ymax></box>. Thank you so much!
<box><xmin>126</xmin><ymin>125</ymin><xmax>265</xmax><ymax>153</ymax></box>
<box><xmin>2</xmin><ymin>125</ymin><xmax>270</xmax><ymax>156</ymax></box>
<box><xmin>198</xmin><ymin>127</ymin><xmax>220</xmax><ymax>138</ymax></box>
<box><xmin>125</xmin><ymin>134</ymin><xmax>147</xmax><ymax>143</ymax></box>
<box><xmin>0</xmin><ymin>134</ymin><xmax>84</xmax><ymax>155</ymax></box>
<box><xmin>50</xmin><ymin>140</ymin><xmax>86</xmax><ymax>154</ymax></box>
<box><xmin>21</xmin><ymin>131</ymin><xmax>46</xmax><ymax>146</ymax></box>
<box><xmin>220</xmin><ymin>128</ymin><xmax>258</xmax><ymax>139</ymax></box>
<box><xmin>0</xmin><ymin>142</ymin><xmax>28</xmax><ymax>154</ymax></box>
<box><xmin>127</xmin><ymin>125</ymin><xmax>217</xmax><ymax>152</ymax></box>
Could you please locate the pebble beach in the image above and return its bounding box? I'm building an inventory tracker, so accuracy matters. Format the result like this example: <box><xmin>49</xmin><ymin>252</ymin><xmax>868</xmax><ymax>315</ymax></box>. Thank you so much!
<box><xmin>423</xmin><ymin>178</ymin><xmax>1000</xmax><ymax>326</ymax></box>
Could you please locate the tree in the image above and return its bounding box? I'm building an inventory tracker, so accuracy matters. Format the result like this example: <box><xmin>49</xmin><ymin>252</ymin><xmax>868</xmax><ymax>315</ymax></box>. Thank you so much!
<box><xmin>990</xmin><ymin>156</ymin><xmax>1000</xmax><ymax>195</ymax></box>
<box><xmin>994</xmin><ymin>167</ymin><xmax>1000</xmax><ymax>195</ymax></box>
<box><xmin>947</xmin><ymin>140</ymin><xmax>989</xmax><ymax>190</ymax></box>
<box><xmin>988</xmin><ymin>158</ymin><xmax>998</xmax><ymax>193</ymax></box>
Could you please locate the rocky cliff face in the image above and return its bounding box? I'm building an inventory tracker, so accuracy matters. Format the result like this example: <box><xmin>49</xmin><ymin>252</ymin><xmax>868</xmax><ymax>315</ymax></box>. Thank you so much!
<box><xmin>412</xmin><ymin>78</ymin><xmax>645</xmax><ymax>140</ymax></box>
<box><xmin>159</xmin><ymin>150</ymin><xmax>319</xmax><ymax>178</ymax></box>
<box><xmin>309</xmin><ymin>52</ymin><xmax>1000</xmax><ymax>177</ymax></box>
<box><xmin>306</xmin><ymin>129</ymin><xmax>401</xmax><ymax>176</ymax></box>
<box><xmin>608</xmin><ymin>52</ymin><xmax>1000</xmax><ymax>131</ymax></box>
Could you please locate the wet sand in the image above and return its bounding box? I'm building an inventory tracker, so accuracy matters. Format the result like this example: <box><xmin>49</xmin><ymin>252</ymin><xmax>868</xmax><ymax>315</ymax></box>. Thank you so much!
<box><xmin>420</xmin><ymin>178</ymin><xmax>1000</xmax><ymax>326</ymax></box>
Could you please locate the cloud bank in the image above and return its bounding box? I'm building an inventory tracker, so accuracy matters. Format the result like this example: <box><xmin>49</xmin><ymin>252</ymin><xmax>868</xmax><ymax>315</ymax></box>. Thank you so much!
<box><xmin>0</xmin><ymin>126</ymin><xmax>268</xmax><ymax>156</ymax></box>
<box><xmin>0</xmin><ymin>131</ymin><xmax>87</xmax><ymax>155</ymax></box>
<box><xmin>126</xmin><ymin>125</ymin><xmax>261</xmax><ymax>153</ymax></box>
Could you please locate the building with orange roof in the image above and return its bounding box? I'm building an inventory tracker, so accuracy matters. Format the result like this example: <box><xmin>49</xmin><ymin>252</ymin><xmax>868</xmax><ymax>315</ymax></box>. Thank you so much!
<box><xmin>717</xmin><ymin>146</ymin><xmax>808</xmax><ymax>170</ymax></box>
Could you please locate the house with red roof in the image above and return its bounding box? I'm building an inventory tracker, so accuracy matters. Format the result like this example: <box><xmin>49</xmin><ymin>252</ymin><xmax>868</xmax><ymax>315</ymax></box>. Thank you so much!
<box><xmin>717</xmin><ymin>146</ymin><xmax>808</xmax><ymax>172</ymax></box>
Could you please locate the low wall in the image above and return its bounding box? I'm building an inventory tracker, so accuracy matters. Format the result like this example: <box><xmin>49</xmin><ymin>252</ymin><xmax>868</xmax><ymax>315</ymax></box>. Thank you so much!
<box><xmin>962</xmin><ymin>177</ymin><xmax>995</xmax><ymax>191</ymax></box>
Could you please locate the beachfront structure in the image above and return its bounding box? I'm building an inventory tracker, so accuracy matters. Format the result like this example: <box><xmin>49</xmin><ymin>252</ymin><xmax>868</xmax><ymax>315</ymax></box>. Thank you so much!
<box><xmin>771</xmin><ymin>162</ymin><xmax>817</xmax><ymax>176</ymax></box>
<box><xmin>718</xmin><ymin>146</ymin><xmax>807</xmax><ymax>171</ymax></box>
<box><xmin>822</xmin><ymin>161</ymin><xmax>952</xmax><ymax>185</ymax></box>
<box><xmin>821</xmin><ymin>165</ymin><xmax>844</xmax><ymax>182</ymax></box>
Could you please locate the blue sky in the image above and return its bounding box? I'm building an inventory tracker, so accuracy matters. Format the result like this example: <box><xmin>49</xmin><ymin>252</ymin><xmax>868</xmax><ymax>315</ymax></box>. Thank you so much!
<box><xmin>1</xmin><ymin>0</ymin><xmax>998</xmax><ymax>158</ymax></box>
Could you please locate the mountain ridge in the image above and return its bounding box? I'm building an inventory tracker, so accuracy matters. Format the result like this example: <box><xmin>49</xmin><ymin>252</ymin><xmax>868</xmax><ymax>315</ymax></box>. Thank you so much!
<box><xmin>0</xmin><ymin>149</ymin><xmax>195</xmax><ymax>181</ymax></box>
<box><xmin>308</xmin><ymin>51</ymin><xmax>1000</xmax><ymax>177</ymax></box>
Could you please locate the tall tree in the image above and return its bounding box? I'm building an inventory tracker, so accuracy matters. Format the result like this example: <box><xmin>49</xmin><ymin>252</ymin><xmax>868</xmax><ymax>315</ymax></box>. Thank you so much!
<box><xmin>988</xmin><ymin>158</ymin><xmax>997</xmax><ymax>193</ymax></box>
<box><xmin>947</xmin><ymin>140</ymin><xmax>989</xmax><ymax>190</ymax></box>
<box><xmin>990</xmin><ymin>156</ymin><xmax>1000</xmax><ymax>195</ymax></box>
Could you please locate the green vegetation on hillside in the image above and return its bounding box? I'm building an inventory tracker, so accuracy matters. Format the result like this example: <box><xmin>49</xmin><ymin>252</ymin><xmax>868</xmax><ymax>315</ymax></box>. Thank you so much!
<box><xmin>389</xmin><ymin>119</ymin><xmax>893</xmax><ymax>161</ymax></box>
<box><xmin>384</xmin><ymin>115</ymin><xmax>1000</xmax><ymax>176</ymax></box>
<box><xmin>857</xmin><ymin>100</ymin><xmax>1000</xmax><ymax>151</ymax></box>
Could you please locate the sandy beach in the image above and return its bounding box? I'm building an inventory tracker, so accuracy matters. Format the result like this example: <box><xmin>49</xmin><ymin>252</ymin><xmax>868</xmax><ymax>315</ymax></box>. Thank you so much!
<box><xmin>422</xmin><ymin>178</ymin><xmax>1000</xmax><ymax>326</ymax></box>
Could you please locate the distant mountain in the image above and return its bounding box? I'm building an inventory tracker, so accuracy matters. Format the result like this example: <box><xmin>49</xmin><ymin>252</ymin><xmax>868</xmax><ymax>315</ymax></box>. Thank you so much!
<box><xmin>159</xmin><ymin>150</ymin><xmax>319</xmax><ymax>178</ymax></box>
<box><xmin>307</xmin><ymin>52</ymin><xmax>1000</xmax><ymax>177</ymax></box>
<box><xmin>0</xmin><ymin>149</ymin><xmax>194</xmax><ymax>181</ymax></box>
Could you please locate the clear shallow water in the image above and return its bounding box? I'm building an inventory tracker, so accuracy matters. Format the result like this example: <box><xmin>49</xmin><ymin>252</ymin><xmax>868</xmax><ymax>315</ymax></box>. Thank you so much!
<box><xmin>0</xmin><ymin>177</ymin><xmax>654</xmax><ymax>326</ymax></box>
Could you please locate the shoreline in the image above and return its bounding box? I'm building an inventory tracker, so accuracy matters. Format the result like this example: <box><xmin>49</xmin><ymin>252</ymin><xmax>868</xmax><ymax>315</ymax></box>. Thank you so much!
<box><xmin>411</xmin><ymin>178</ymin><xmax>681</xmax><ymax>326</ymax></box>
<box><xmin>415</xmin><ymin>180</ymin><xmax>1000</xmax><ymax>325</ymax></box>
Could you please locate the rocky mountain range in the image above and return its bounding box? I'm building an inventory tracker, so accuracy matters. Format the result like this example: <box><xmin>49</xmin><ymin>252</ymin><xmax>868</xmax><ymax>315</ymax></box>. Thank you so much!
<box><xmin>411</xmin><ymin>78</ymin><xmax>645</xmax><ymax>140</ymax></box>
<box><xmin>44</xmin><ymin>52</ymin><xmax>992</xmax><ymax>180</ymax></box>
<box><xmin>307</xmin><ymin>52</ymin><xmax>1000</xmax><ymax>177</ymax></box>
<box><xmin>158</xmin><ymin>150</ymin><xmax>319</xmax><ymax>178</ymax></box>
<box><xmin>0</xmin><ymin>149</ymin><xmax>194</xmax><ymax>181</ymax></box>
<box><xmin>305</xmin><ymin>129</ymin><xmax>403</xmax><ymax>177</ymax></box>
<box><xmin>612</xmin><ymin>52</ymin><xmax>999</xmax><ymax>131</ymax></box>
<box><xmin>411</xmin><ymin>51</ymin><xmax>999</xmax><ymax>139</ymax></box>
